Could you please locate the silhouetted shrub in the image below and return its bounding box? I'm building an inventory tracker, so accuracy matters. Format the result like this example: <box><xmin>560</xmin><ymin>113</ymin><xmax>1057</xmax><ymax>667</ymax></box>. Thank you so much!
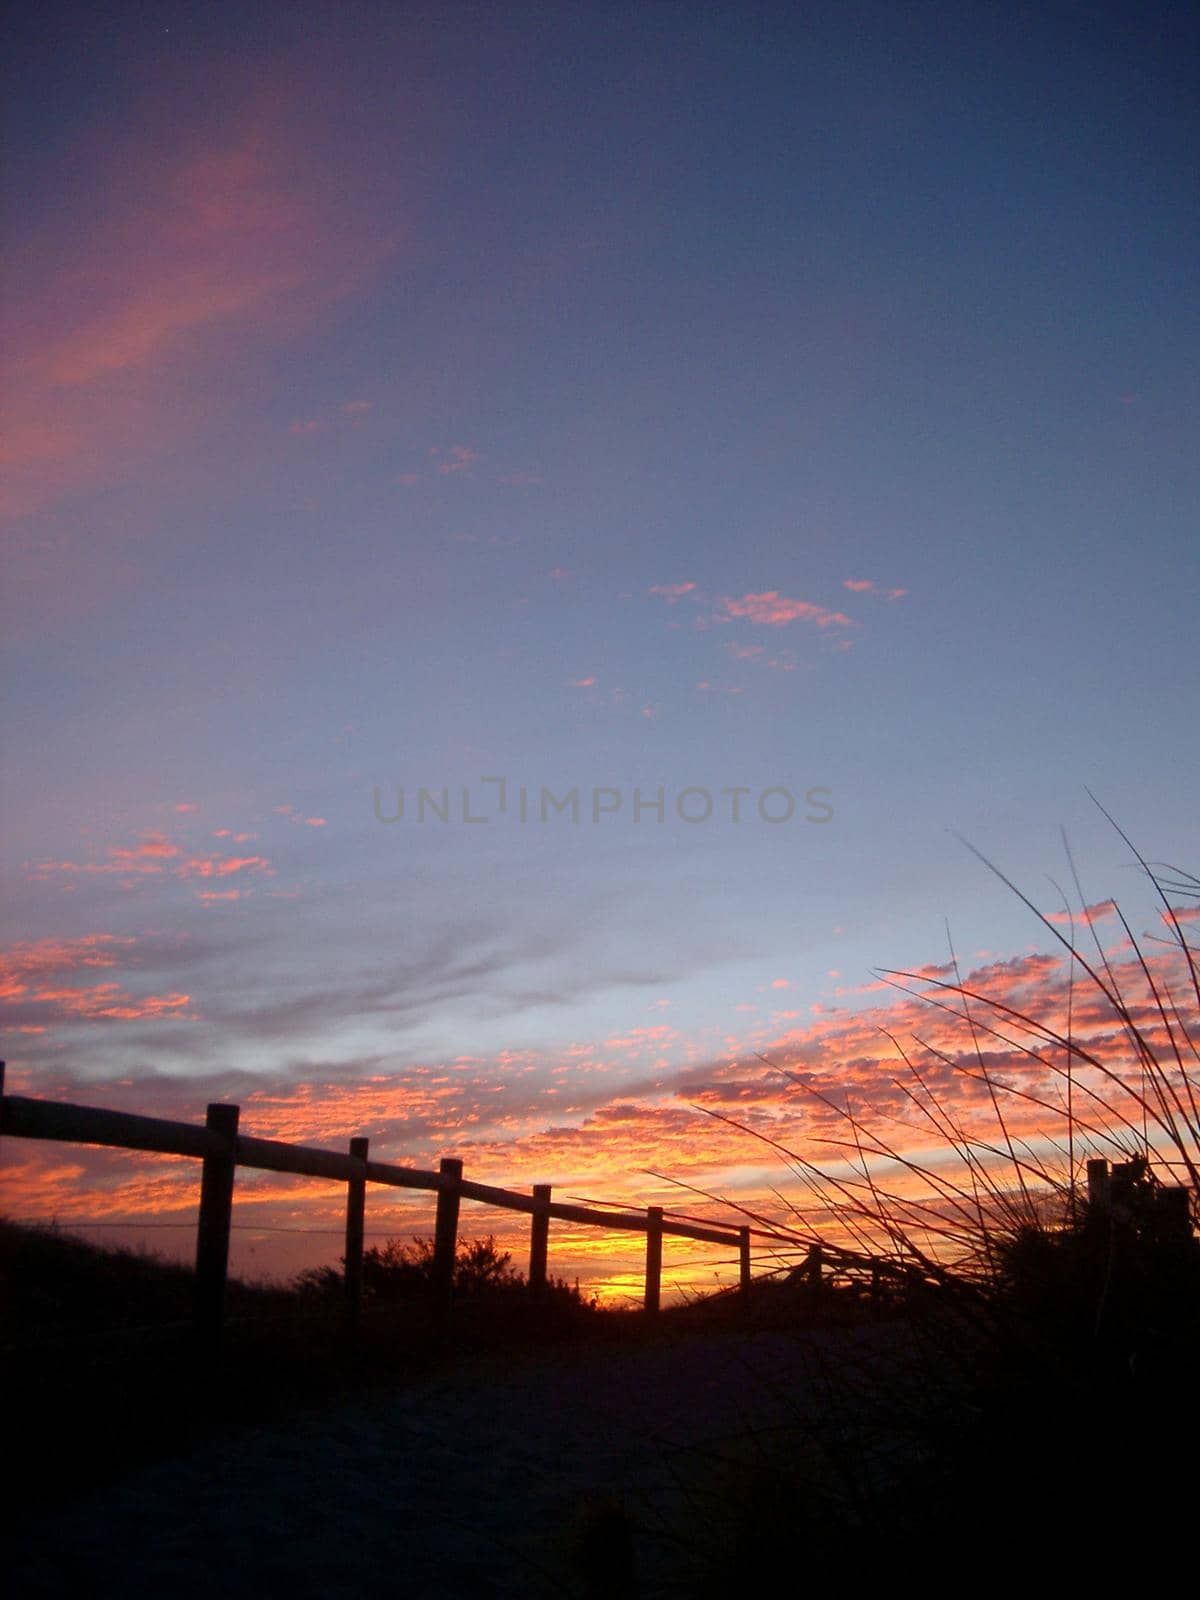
<box><xmin>294</xmin><ymin>1233</ymin><xmax>596</xmax><ymax>1309</ymax></box>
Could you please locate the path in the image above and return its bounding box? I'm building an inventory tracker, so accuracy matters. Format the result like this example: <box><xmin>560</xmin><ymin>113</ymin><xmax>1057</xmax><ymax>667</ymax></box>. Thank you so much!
<box><xmin>9</xmin><ymin>1321</ymin><xmax>924</xmax><ymax>1598</ymax></box>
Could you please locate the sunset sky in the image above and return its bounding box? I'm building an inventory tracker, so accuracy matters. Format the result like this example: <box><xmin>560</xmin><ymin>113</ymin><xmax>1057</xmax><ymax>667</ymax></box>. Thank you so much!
<box><xmin>3</xmin><ymin>2</ymin><xmax>1197</xmax><ymax>1298</ymax></box>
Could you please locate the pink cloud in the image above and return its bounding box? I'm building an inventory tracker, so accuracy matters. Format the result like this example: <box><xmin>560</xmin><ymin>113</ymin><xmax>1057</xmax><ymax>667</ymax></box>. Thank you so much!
<box><xmin>110</xmin><ymin>833</ymin><xmax>180</xmax><ymax>863</ymax></box>
<box><xmin>2</xmin><ymin>84</ymin><xmax>397</xmax><ymax>538</ymax></box>
<box><xmin>5</xmin><ymin>916</ymin><xmax>1195</xmax><ymax>1297</ymax></box>
<box><xmin>649</xmin><ymin>582</ymin><xmax>698</xmax><ymax>602</ymax></box>
<box><xmin>571</xmin><ymin>676</ymin><xmax>597</xmax><ymax>688</ymax></box>
<box><xmin>842</xmin><ymin>579</ymin><xmax>908</xmax><ymax>601</ymax></box>
<box><xmin>0</xmin><ymin>933</ymin><xmax>192</xmax><ymax>1025</ymax></box>
<box><xmin>30</xmin><ymin>825</ymin><xmax>272</xmax><ymax>894</ymax></box>
<box><xmin>718</xmin><ymin>592</ymin><xmax>853</xmax><ymax>628</ymax></box>
<box><xmin>31</xmin><ymin>832</ymin><xmax>181</xmax><ymax>879</ymax></box>
<box><xmin>0</xmin><ymin>934</ymin><xmax>134</xmax><ymax>999</ymax></box>
<box><xmin>1046</xmin><ymin>899</ymin><xmax>1118</xmax><ymax>926</ymax></box>
<box><xmin>431</xmin><ymin>445</ymin><xmax>479</xmax><ymax>475</ymax></box>
<box><xmin>177</xmin><ymin>854</ymin><xmax>270</xmax><ymax>880</ymax></box>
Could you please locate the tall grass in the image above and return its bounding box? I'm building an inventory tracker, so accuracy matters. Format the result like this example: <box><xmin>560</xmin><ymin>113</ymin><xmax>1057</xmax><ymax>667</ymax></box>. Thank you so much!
<box><xmin>691</xmin><ymin>815</ymin><xmax>1197</xmax><ymax>1307</ymax></box>
<box><xmin>663</xmin><ymin>821</ymin><xmax>1200</xmax><ymax>1577</ymax></box>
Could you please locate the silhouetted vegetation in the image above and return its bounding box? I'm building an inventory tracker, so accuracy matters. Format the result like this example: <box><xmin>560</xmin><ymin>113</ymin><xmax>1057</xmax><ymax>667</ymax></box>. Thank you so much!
<box><xmin>0</xmin><ymin>1218</ymin><xmax>601</xmax><ymax>1526</ymax></box>
<box><xmin>294</xmin><ymin>1232</ymin><xmax>596</xmax><ymax>1309</ymax></box>
<box><xmin>676</xmin><ymin>825</ymin><xmax>1200</xmax><ymax>1575</ymax></box>
<box><xmin>5</xmin><ymin>821</ymin><xmax>1195</xmax><ymax>1580</ymax></box>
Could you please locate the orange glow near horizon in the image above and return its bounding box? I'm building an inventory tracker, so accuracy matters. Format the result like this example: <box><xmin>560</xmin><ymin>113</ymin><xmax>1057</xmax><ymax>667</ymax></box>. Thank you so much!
<box><xmin>4</xmin><ymin>927</ymin><xmax>1194</xmax><ymax>1302</ymax></box>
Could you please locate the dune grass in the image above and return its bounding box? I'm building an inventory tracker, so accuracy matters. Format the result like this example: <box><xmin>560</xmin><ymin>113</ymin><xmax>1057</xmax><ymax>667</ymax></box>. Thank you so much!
<box><xmin>661</xmin><ymin>818</ymin><xmax>1200</xmax><ymax>1572</ymax></box>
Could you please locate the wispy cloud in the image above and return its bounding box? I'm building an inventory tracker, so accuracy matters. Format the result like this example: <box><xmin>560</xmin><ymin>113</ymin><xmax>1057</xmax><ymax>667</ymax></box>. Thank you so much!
<box><xmin>718</xmin><ymin>592</ymin><xmax>853</xmax><ymax>628</ymax></box>
<box><xmin>28</xmin><ymin>825</ymin><xmax>274</xmax><ymax>900</ymax></box>
<box><xmin>430</xmin><ymin>445</ymin><xmax>480</xmax><ymax>475</ymax></box>
<box><xmin>843</xmin><ymin>579</ymin><xmax>908</xmax><ymax>600</ymax></box>
<box><xmin>1046</xmin><ymin>899</ymin><xmax>1118</xmax><ymax>926</ymax></box>
<box><xmin>6</xmin><ymin>928</ymin><xmax>1194</xmax><ymax>1297</ymax></box>
<box><xmin>177</xmin><ymin>854</ymin><xmax>271</xmax><ymax>881</ymax></box>
<box><xmin>0</xmin><ymin>933</ymin><xmax>192</xmax><ymax>1027</ymax></box>
<box><xmin>2</xmin><ymin>85</ymin><xmax>396</xmax><ymax>533</ymax></box>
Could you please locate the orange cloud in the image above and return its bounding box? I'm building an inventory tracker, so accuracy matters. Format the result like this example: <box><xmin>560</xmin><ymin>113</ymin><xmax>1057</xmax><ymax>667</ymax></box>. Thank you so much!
<box><xmin>31</xmin><ymin>832</ymin><xmax>180</xmax><ymax>879</ymax></box>
<box><xmin>0</xmin><ymin>933</ymin><xmax>192</xmax><ymax>1026</ymax></box>
<box><xmin>30</xmin><ymin>823</ymin><xmax>273</xmax><ymax>901</ymax></box>
<box><xmin>28</xmin><ymin>985</ymin><xmax>193</xmax><ymax>1022</ymax></box>
<box><xmin>4</xmin><ymin>918</ymin><xmax>1192</xmax><ymax>1300</ymax></box>
<box><xmin>111</xmin><ymin>833</ymin><xmax>180</xmax><ymax>863</ymax></box>
<box><xmin>0</xmin><ymin>934</ymin><xmax>135</xmax><ymax>999</ymax></box>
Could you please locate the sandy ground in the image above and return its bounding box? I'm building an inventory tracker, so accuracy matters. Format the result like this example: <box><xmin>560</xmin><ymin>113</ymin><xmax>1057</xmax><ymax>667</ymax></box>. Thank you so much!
<box><xmin>9</xmin><ymin>1321</ymin><xmax>924</xmax><ymax>1598</ymax></box>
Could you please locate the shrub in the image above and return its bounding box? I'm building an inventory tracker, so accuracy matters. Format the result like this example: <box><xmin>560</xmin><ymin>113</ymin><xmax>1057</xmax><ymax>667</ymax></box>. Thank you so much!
<box><xmin>294</xmin><ymin>1233</ymin><xmax>596</xmax><ymax>1309</ymax></box>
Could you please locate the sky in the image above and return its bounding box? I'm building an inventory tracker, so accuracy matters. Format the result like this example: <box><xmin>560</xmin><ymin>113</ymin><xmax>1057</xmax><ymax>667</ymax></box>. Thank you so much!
<box><xmin>2</xmin><ymin>1</ymin><xmax>1197</xmax><ymax>1299</ymax></box>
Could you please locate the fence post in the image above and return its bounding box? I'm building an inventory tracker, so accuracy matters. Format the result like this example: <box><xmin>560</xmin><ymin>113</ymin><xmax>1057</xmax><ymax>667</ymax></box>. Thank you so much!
<box><xmin>645</xmin><ymin>1206</ymin><xmax>663</xmax><ymax>1315</ymax></box>
<box><xmin>1087</xmin><ymin>1158</ymin><xmax>1111</xmax><ymax>1214</ymax></box>
<box><xmin>432</xmin><ymin>1156</ymin><xmax>462</xmax><ymax>1331</ymax></box>
<box><xmin>344</xmin><ymin>1135</ymin><xmax>369</xmax><ymax>1332</ymax></box>
<box><xmin>194</xmin><ymin>1102</ymin><xmax>239</xmax><ymax>1355</ymax></box>
<box><xmin>529</xmin><ymin>1184</ymin><xmax>551</xmax><ymax>1296</ymax></box>
<box><xmin>806</xmin><ymin>1241</ymin><xmax>823</xmax><ymax>1312</ymax></box>
<box><xmin>738</xmin><ymin>1227</ymin><xmax>751</xmax><ymax>1310</ymax></box>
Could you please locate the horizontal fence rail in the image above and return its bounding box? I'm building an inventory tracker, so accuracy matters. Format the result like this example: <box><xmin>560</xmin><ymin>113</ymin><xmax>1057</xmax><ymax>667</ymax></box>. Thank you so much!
<box><xmin>1</xmin><ymin>1063</ymin><xmax>816</xmax><ymax>1352</ymax></box>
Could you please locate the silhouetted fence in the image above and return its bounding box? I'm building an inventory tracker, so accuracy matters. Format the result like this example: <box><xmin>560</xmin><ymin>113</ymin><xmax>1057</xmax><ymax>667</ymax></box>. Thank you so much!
<box><xmin>0</xmin><ymin>1063</ymin><xmax>769</xmax><ymax>1351</ymax></box>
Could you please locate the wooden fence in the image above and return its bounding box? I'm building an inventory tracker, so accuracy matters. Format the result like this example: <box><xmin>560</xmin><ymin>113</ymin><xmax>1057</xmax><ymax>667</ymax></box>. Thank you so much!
<box><xmin>0</xmin><ymin>1062</ymin><xmax>776</xmax><ymax>1349</ymax></box>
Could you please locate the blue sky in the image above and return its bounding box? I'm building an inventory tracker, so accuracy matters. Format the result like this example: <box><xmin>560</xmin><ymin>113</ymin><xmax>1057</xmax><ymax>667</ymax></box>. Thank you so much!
<box><xmin>2</xmin><ymin>3</ymin><xmax>1197</xmax><ymax>1278</ymax></box>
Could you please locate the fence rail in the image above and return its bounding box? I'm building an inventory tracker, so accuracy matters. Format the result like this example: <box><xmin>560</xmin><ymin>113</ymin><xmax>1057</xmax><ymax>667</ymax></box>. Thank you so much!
<box><xmin>0</xmin><ymin>1062</ymin><xmax>775</xmax><ymax>1350</ymax></box>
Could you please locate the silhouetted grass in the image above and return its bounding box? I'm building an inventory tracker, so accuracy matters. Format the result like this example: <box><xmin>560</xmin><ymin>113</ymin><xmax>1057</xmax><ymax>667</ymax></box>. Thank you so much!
<box><xmin>661</xmin><ymin>819</ymin><xmax>1200</xmax><ymax>1575</ymax></box>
